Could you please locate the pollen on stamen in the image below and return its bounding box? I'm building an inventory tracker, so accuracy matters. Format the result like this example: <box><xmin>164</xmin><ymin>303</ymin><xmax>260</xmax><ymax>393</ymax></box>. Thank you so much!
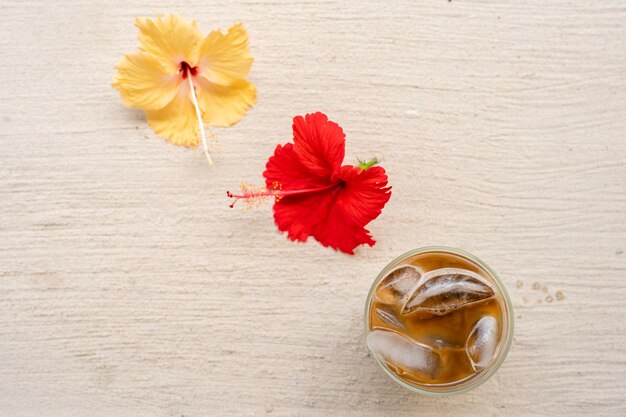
<box><xmin>227</xmin><ymin>182</ymin><xmax>275</xmax><ymax>210</ymax></box>
<box><xmin>270</xmin><ymin>181</ymin><xmax>283</xmax><ymax>202</ymax></box>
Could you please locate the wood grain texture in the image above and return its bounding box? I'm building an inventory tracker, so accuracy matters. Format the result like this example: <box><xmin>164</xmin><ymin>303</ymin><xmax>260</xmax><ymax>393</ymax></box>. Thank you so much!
<box><xmin>1</xmin><ymin>0</ymin><xmax>625</xmax><ymax>415</ymax></box>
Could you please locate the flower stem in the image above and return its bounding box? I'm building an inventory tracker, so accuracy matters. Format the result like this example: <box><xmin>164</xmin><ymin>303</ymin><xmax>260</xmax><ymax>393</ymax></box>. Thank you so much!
<box><xmin>187</xmin><ymin>76</ymin><xmax>213</xmax><ymax>166</ymax></box>
<box><xmin>358</xmin><ymin>157</ymin><xmax>378</xmax><ymax>170</ymax></box>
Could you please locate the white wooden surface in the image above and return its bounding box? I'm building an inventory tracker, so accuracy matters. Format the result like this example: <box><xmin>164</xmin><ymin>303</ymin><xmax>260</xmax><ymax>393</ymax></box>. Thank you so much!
<box><xmin>1</xmin><ymin>1</ymin><xmax>625</xmax><ymax>416</ymax></box>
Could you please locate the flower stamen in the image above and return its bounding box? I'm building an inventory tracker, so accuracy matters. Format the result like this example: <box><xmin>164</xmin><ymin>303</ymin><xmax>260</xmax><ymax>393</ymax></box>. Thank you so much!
<box><xmin>227</xmin><ymin>183</ymin><xmax>275</xmax><ymax>209</ymax></box>
<box><xmin>186</xmin><ymin>75</ymin><xmax>213</xmax><ymax>166</ymax></box>
<box><xmin>227</xmin><ymin>181</ymin><xmax>342</xmax><ymax>209</ymax></box>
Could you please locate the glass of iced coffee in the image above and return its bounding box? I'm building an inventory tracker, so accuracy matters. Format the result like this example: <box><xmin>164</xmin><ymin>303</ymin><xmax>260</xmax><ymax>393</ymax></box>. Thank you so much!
<box><xmin>365</xmin><ymin>246</ymin><xmax>513</xmax><ymax>395</ymax></box>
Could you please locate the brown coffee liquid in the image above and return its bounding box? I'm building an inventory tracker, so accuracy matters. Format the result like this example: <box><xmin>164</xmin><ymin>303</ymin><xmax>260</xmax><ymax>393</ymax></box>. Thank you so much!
<box><xmin>368</xmin><ymin>251</ymin><xmax>504</xmax><ymax>386</ymax></box>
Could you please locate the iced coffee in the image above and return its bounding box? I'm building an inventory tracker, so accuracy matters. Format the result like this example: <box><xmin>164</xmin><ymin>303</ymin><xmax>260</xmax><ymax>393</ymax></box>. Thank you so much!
<box><xmin>365</xmin><ymin>247</ymin><xmax>513</xmax><ymax>394</ymax></box>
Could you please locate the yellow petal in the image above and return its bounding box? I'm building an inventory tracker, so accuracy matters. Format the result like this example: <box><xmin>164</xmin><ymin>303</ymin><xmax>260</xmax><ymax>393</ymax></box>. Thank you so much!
<box><xmin>135</xmin><ymin>14</ymin><xmax>203</xmax><ymax>73</ymax></box>
<box><xmin>113</xmin><ymin>52</ymin><xmax>180</xmax><ymax>111</ymax></box>
<box><xmin>145</xmin><ymin>86</ymin><xmax>199</xmax><ymax>147</ymax></box>
<box><xmin>196</xmin><ymin>78</ymin><xmax>256</xmax><ymax>127</ymax></box>
<box><xmin>197</xmin><ymin>23</ymin><xmax>254</xmax><ymax>86</ymax></box>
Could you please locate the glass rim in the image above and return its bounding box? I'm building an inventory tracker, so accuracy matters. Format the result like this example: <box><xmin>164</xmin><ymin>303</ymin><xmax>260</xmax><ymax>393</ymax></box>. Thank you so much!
<box><xmin>364</xmin><ymin>246</ymin><xmax>514</xmax><ymax>396</ymax></box>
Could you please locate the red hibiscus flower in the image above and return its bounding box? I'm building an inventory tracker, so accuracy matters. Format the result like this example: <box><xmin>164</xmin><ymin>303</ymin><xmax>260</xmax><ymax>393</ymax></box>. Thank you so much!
<box><xmin>227</xmin><ymin>112</ymin><xmax>391</xmax><ymax>254</ymax></box>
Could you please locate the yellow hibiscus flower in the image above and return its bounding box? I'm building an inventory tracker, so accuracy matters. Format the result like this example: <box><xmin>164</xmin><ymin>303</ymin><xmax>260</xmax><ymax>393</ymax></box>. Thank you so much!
<box><xmin>113</xmin><ymin>14</ymin><xmax>256</xmax><ymax>164</ymax></box>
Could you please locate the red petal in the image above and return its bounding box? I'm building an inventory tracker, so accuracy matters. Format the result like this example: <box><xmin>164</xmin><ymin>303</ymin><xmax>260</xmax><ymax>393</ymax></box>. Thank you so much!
<box><xmin>270</xmin><ymin>164</ymin><xmax>392</xmax><ymax>255</ymax></box>
<box><xmin>263</xmin><ymin>142</ymin><xmax>330</xmax><ymax>242</ymax></box>
<box><xmin>334</xmin><ymin>165</ymin><xmax>392</xmax><ymax>227</ymax></box>
<box><xmin>310</xmin><ymin>166</ymin><xmax>391</xmax><ymax>254</ymax></box>
<box><xmin>264</xmin><ymin>143</ymin><xmax>329</xmax><ymax>191</ymax></box>
<box><xmin>273</xmin><ymin>189</ymin><xmax>336</xmax><ymax>243</ymax></box>
<box><xmin>312</xmin><ymin>200</ymin><xmax>377</xmax><ymax>255</ymax></box>
<box><xmin>292</xmin><ymin>112</ymin><xmax>345</xmax><ymax>178</ymax></box>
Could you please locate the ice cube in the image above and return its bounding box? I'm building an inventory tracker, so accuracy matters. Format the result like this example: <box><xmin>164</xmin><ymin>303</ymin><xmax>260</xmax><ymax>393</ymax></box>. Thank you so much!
<box><xmin>375</xmin><ymin>265</ymin><xmax>422</xmax><ymax>305</ymax></box>
<box><xmin>402</xmin><ymin>268</ymin><xmax>495</xmax><ymax>317</ymax></box>
<box><xmin>466</xmin><ymin>316</ymin><xmax>499</xmax><ymax>371</ymax></box>
<box><xmin>366</xmin><ymin>330</ymin><xmax>441</xmax><ymax>379</ymax></box>
<box><xmin>374</xmin><ymin>306</ymin><xmax>406</xmax><ymax>330</ymax></box>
